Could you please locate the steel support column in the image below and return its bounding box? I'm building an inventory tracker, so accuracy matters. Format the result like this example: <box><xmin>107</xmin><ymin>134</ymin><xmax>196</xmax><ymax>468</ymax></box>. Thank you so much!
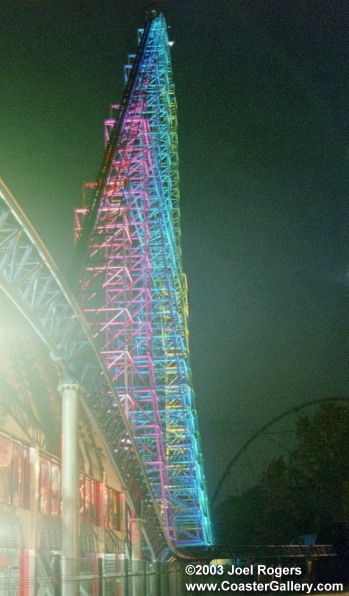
<box><xmin>130</xmin><ymin>518</ymin><xmax>145</xmax><ymax>596</ymax></box>
<box><xmin>58</xmin><ymin>382</ymin><xmax>81</xmax><ymax>596</ymax></box>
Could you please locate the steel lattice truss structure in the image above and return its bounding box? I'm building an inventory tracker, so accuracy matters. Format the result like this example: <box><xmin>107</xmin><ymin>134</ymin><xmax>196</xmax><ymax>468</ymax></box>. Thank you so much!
<box><xmin>0</xmin><ymin>179</ymin><xmax>169</xmax><ymax>558</ymax></box>
<box><xmin>75</xmin><ymin>13</ymin><xmax>212</xmax><ymax>546</ymax></box>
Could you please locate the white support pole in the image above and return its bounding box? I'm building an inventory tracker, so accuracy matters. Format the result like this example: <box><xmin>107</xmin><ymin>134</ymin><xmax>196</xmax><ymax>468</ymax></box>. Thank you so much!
<box><xmin>58</xmin><ymin>382</ymin><xmax>81</xmax><ymax>596</ymax></box>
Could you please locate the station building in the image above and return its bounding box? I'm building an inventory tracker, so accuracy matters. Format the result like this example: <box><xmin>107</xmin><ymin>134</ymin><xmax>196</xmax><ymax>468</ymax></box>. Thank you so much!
<box><xmin>0</xmin><ymin>292</ymin><xmax>130</xmax><ymax>558</ymax></box>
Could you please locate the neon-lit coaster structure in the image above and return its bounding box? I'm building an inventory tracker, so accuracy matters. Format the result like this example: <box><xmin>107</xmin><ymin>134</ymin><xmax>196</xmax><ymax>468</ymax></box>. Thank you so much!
<box><xmin>74</xmin><ymin>13</ymin><xmax>212</xmax><ymax>546</ymax></box>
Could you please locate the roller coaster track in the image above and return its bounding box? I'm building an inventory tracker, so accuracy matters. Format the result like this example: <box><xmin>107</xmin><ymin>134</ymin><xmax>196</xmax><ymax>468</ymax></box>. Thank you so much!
<box><xmin>0</xmin><ymin>12</ymin><xmax>212</xmax><ymax>553</ymax></box>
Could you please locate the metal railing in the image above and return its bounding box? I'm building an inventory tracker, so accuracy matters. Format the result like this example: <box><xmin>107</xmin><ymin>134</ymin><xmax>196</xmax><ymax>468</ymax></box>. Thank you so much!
<box><xmin>0</xmin><ymin>551</ymin><xmax>185</xmax><ymax>596</ymax></box>
<box><xmin>0</xmin><ymin>547</ymin><xmax>342</xmax><ymax>595</ymax></box>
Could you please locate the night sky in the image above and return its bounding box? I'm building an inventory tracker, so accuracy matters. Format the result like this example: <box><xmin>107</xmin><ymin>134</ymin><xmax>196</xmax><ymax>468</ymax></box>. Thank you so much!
<box><xmin>1</xmin><ymin>0</ymin><xmax>349</xmax><ymax>503</ymax></box>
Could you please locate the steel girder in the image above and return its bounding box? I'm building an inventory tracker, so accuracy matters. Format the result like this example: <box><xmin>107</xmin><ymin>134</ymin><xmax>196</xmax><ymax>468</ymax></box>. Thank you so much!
<box><xmin>0</xmin><ymin>178</ymin><xmax>169</xmax><ymax>558</ymax></box>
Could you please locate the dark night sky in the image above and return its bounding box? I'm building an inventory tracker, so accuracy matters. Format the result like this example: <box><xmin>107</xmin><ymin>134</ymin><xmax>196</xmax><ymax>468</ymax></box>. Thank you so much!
<box><xmin>1</xmin><ymin>0</ymin><xmax>349</xmax><ymax>502</ymax></box>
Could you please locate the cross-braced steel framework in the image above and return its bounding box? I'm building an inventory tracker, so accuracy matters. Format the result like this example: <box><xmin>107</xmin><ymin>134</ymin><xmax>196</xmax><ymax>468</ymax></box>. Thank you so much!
<box><xmin>75</xmin><ymin>13</ymin><xmax>212</xmax><ymax>545</ymax></box>
<box><xmin>0</xmin><ymin>179</ymin><xmax>168</xmax><ymax>558</ymax></box>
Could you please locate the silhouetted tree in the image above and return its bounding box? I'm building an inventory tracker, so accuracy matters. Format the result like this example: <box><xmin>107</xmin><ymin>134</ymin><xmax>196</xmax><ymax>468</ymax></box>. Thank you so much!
<box><xmin>288</xmin><ymin>401</ymin><xmax>349</xmax><ymax>530</ymax></box>
<box><xmin>214</xmin><ymin>402</ymin><xmax>349</xmax><ymax>545</ymax></box>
